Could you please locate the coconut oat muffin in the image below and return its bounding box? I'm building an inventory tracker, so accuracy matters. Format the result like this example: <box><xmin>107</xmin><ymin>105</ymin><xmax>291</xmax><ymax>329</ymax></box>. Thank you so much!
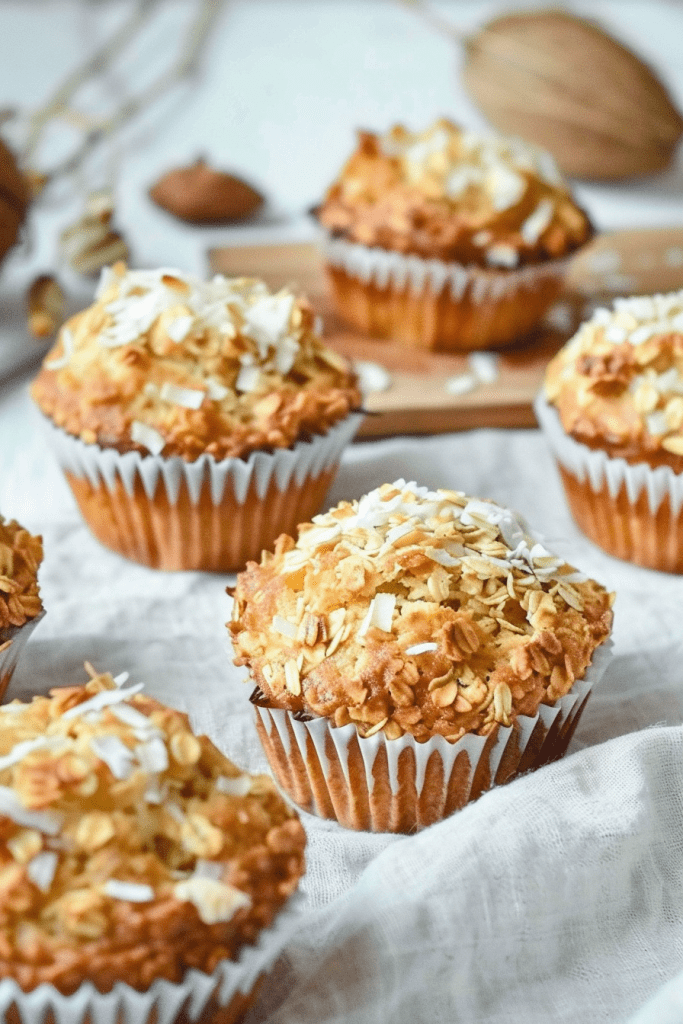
<box><xmin>539</xmin><ymin>289</ymin><xmax>683</xmax><ymax>571</ymax></box>
<box><xmin>0</xmin><ymin>665</ymin><xmax>305</xmax><ymax>1020</ymax></box>
<box><xmin>315</xmin><ymin>119</ymin><xmax>593</xmax><ymax>350</ymax></box>
<box><xmin>229</xmin><ymin>481</ymin><xmax>613</xmax><ymax>831</ymax></box>
<box><xmin>31</xmin><ymin>264</ymin><xmax>362</xmax><ymax>571</ymax></box>
<box><xmin>0</xmin><ymin>517</ymin><xmax>43</xmax><ymax>700</ymax></box>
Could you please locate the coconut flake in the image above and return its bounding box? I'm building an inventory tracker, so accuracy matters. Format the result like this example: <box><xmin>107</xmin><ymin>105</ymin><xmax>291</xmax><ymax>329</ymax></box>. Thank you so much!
<box><xmin>135</xmin><ymin>737</ymin><xmax>169</xmax><ymax>773</ymax></box>
<box><xmin>0</xmin><ymin>786</ymin><xmax>63</xmax><ymax>835</ymax></box>
<box><xmin>193</xmin><ymin>859</ymin><xmax>224</xmax><ymax>880</ymax></box>
<box><xmin>216</xmin><ymin>774</ymin><xmax>252</xmax><ymax>797</ymax></box>
<box><xmin>0</xmin><ymin>736</ymin><xmax>64</xmax><ymax>773</ymax></box>
<box><xmin>44</xmin><ymin>328</ymin><xmax>75</xmax><ymax>370</ymax></box>
<box><xmin>112</xmin><ymin>671</ymin><xmax>130</xmax><ymax>688</ymax></box>
<box><xmin>425</xmin><ymin>546</ymin><xmax>460</xmax><ymax>567</ymax></box>
<box><xmin>173</xmin><ymin>877</ymin><xmax>250</xmax><ymax>925</ymax></box>
<box><xmin>405</xmin><ymin>642</ymin><xmax>439</xmax><ymax>655</ymax></box>
<box><xmin>359</xmin><ymin>593</ymin><xmax>396</xmax><ymax>637</ymax></box>
<box><xmin>468</xmin><ymin>351</ymin><xmax>499</xmax><ymax>384</ymax></box>
<box><xmin>26</xmin><ymin>851</ymin><xmax>58</xmax><ymax>892</ymax></box>
<box><xmin>206</xmin><ymin>377</ymin><xmax>229</xmax><ymax>401</ymax></box>
<box><xmin>166</xmin><ymin>315</ymin><xmax>194</xmax><ymax>343</ymax></box>
<box><xmin>160</xmin><ymin>381</ymin><xmax>205</xmax><ymax>410</ymax></box>
<box><xmin>272</xmin><ymin>615</ymin><xmax>297</xmax><ymax>640</ymax></box>
<box><xmin>520</xmin><ymin>198</ymin><xmax>554</xmax><ymax>245</ymax></box>
<box><xmin>445</xmin><ymin>373</ymin><xmax>478</xmax><ymax>396</ymax></box>
<box><xmin>131</xmin><ymin>421</ymin><xmax>166</xmax><ymax>456</ymax></box>
<box><xmin>90</xmin><ymin>736</ymin><xmax>135</xmax><ymax>780</ymax></box>
<box><xmin>104</xmin><ymin>880</ymin><xmax>154</xmax><ymax>902</ymax></box>
<box><xmin>486</xmin><ymin>244</ymin><xmax>519</xmax><ymax>269</ymax></box>
<box><xmin>235</xmin><ymin>365</ymin><xmax>261</xmax><ymax>394</ymax></box>
<box><xmin>62</xmin><ymin>682</ymin><xmax>145</xmax><ymax>720</ymax></box>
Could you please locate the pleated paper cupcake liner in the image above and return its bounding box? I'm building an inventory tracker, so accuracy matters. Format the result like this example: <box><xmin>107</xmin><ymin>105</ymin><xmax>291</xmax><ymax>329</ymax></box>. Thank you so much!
<box><xmin>0</xmin><ymin>613</ymin><xmax>44</xmax><ymax>703</ymax></box>
<box><xmin>536</xmin><ymin>392</ymin><xmax>683</xmax><ymax>572</ymax></box>
<box><xmin>251</xmin><ymin>640</ymin><xmax>612</xmax><ymax>834</ymax></box>
<box><xmin>321</xmin><ymin>234</ymin><xmax>569</xmax><ymax>351</ymax></box>
<box><xmin>0</xmin><ymin>893</ymin><xmax>303</xmax><ymax>1024</ymax></box>
<box><xmin>40</xmin><ymin>413</ymin><xmax>363</xmax><ymax>572</ymax></box>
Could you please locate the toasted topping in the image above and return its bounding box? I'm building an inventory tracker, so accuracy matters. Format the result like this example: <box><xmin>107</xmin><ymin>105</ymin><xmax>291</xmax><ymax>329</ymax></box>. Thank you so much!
<box><xmin>0</xmin><ymin>665</ymin><xmax>306</xmax><ymax>992</ymax></box>
<box><xmin>32</xmin><ymin>264</ymin><xmax>360</xmax><ymax>462</ymax></box>
<box><xmin>231</xmin><ymin>481</ymin><xmax>613</xmax><ymax>744</ymax></box>
<box><xmin>0</xmin><ymin>516</ymin><xmax>43</xmax><ymax>632</ymax></box>
<box><xmin>316</xmin><ymin>119</ymin><xmax>592</xmax><ymax>267</ymax></box>
<box><xmin>545</xmin><ymin>288</ymin><xmax>683</xmax><ymax>467</ymax></box>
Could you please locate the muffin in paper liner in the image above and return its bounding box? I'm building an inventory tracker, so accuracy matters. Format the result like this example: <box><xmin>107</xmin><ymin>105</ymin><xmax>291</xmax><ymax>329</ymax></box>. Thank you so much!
<box><xmin>315</xmin><ymin>119</ymin><xmax>592</xmax><ymax>351</ymax></box>
<box><xmin>0</xmin><ymin>892</ymin><xmax>303</xmax><ymax>1024</ymax></box>
<box><xmin>536</xmin><ymin>392</ymin><xmax>683</xmax><ymax>572</ymax></box>
<box><xmin>250</xmin><ymin>642</ymin><xmax>611</xmax><ymax>833</ymax></box>
<box><xmin>0</xmin><ymin>668</ymin><xmax>306</xmax><ymax>1023</ymax></box>
<box><xmin>31</xmin><ymin>266</ymin><xmax>363</xmax><ymax>572</ymax></box>
<box><xmin>40</xmin><ymin>412</ymin><xmax>362</xmax><ymax>572</ymax></box>
<box><xmin>230</xmin><ymin>481</ymin><xmax>614</xmax><ymax>834</ymax></box>
<box><xmin>322</xmin><ymin>234</ymin><xmax>569</xmax><ymax>352</ymax></box>
<box><xmin>0</xmin><ymin>614</ymin><xmax>45</xmax><ymax>703</ymax></box>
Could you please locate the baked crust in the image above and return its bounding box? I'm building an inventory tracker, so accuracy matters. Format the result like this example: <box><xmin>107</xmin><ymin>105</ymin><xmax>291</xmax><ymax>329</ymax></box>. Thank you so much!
<box><xmin>0</xmin><ymin>517</ymin><xmax>43</xmax><ymax>633</ymax></box>
<box><xmin>229</xmin><ymin>482</ymin><xmax>613</xmax><ymax>744</ymax></box>
<box><xmin>0</xmin><ymin>667</ymin><xmax>305</xmax><ymax>995</ymax></box>
<box><xmin>544</xmin><ymin>290</ymin><xmax>683</xmax><ymax>470</ymax></box>
<box><xmin>315</xmin><ymin>119</ymin><xmax>592</xmax><ymax>268</ymax></box>
<box><xmin>31</xmin><ymin>265</ymin><xmax>361</xmax><ymax>462</ymax></box>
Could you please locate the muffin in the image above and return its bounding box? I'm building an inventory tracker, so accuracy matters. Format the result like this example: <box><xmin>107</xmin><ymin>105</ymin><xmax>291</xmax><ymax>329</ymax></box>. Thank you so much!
<box><xmin>229</xmin><ymin>480</ymin><xmax>613</xmax><ymax>833</ymax></box>
<box><xmin>0</xmin><ymin>516</ymin><xmax>44</xmax><ymax>700</ymax></box>
<box><xmin>31</xmin><ymin>264</ymin><xmax>362</xmax><ymax>571</ymax></box>
<box><xmin>0</xmin><ymin>665</ymin><xmax>305</xmax><ymax>1024</ymax></box>
<box><xmin>315</xmin><ymin>118</ymin><xmax>593</xmax><ymax>351</ymax></box>
<box><xmin>539</xmin><ymin>289</ymin><xmax>683</xmax><ymax>572</ymax></box>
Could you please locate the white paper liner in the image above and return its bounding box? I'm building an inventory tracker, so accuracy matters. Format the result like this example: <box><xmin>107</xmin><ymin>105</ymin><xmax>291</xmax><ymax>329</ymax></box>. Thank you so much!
<box><xmin>535</xmin><ymin>393</ymin><xmax>683</xmax><ymax>516</ymax></box>
<box><xmin>0</xmin><ymin>613</ymin><xmax>44</xmax><ymax>699</ymax></box>
<box><xmin>0</xmin><ymin>892</ymin><xmax>303</xmax><ymax>1024</ymax></box>
<box><xmin>321</xmin><ymin>234</ymin><xmax>570</xmax><ymax>303</ymax></box>
<box><xmin>254</xmin><ymin>640</ymin><xmax>612</xmax><ymax>827</ymax></box>
<box><xmin>39</xmin><ymin>413</ymin><xmax>363</xmax><ymax>507</ymax></box>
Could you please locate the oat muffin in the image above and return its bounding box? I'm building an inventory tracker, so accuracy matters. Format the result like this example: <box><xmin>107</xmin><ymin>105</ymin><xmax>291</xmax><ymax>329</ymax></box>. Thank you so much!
<box><xmin>539</xmin><ymin>289</ymin><xmax>683</xmax><ymax>571</ymax></box>
<box><xmin>315</xmin><ymin>119</ymin><xmax>593</xmax><ymax>350</ymax></box>
<box><xmin>0</xmin><ymin>665</ymin><xmax>305</xmax><ymax>1023</ymax></box>
<box><xmin>31</xmin><ymin>264</ymin><xmax>362</xmax><ymax>571</ymax></box>
<box><xmin>0</xmin><ymin>517</ymin><xmax>43</xmax><ymax>700</ymax></box>
<box><xmin>229</xmin><ymin>481</ymin><xmax>613</xmax><ymax>832</ymax></box>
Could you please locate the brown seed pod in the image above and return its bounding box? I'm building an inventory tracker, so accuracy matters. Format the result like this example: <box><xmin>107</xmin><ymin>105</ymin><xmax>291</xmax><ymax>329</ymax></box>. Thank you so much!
<box><xmin>0</xmin><ymin>138</ymin><xmax>30</xmax><ymax>265</ymax></box>
<box><xmin>149</xmin><ymin>158</ymin><xmax>264</xmax><ymax>224</ymax></box>
<box><xmin>461</xmin><ymin>9</ymin><xmax>683</xmax><ymax>180</ymax></box>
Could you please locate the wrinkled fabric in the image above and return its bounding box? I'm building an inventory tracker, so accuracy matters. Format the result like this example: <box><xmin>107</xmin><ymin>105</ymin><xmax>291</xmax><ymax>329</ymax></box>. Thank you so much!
<box><xmin>2</xmin><ymin>386</ymin><xmax>683</xmax><ymax>1024</ymax></box>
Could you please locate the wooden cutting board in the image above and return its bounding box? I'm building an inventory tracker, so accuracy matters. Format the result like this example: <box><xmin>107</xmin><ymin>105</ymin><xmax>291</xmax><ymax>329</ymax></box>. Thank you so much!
<box><xmin>209</xmin><ymin>227</ymin><xmax>683</xmax><ymax>439</ymax></box>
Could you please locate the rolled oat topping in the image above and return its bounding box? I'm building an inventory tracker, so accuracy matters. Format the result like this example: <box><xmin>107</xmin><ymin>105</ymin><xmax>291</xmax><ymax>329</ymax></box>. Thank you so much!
<box><xmin>545</xmin><ymin>289</ymin><xmax>683</xmax><ymax>466</ymax></box>
<box><xmin>0</xmin><ymin>517</ymin><xmax>43</xmax><ymax>634</ymax></box>
<box><xmin>0</xmin><ymin>665</ymin><xmax>305</xmax><ymax>994</ymax></box>
<box><xmin>31</xmin><ymin>264</ymin><xmax>360</xmax><ymax>461</ymax></box>
<box><xmin>316</xmin><ymin>119</ymin><xmax>592</xmax><ymax>267</ymax></box>
<box><xmin>230</xmin><ymin>481</ymin><xmax>613</xmax><ymax>743</ymax></box>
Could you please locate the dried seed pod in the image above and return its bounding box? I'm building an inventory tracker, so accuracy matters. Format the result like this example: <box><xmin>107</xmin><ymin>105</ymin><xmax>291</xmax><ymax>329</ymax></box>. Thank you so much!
<box><xmin>149</xmin><ymin>158</ymin><xmax>264</xmax><ymax>224</ymax></box>
<box><xmin>0</xmin><ymin>138</ymin><xmax>30</xmax><ymax>265</ymax></box>
<box><xmin>60</xmin><ymin>190</ymin><xmax>129</xmax><ymax>276</ymax></box>
<box><xmin>462</xmin><ymin>9</ymin><xmax>683</xmax><ymax>180</ymax></box>
<box><xmin>27</xmin><ymin>274</ymin><xmax>65</xmax><ymax>338</ymax></box>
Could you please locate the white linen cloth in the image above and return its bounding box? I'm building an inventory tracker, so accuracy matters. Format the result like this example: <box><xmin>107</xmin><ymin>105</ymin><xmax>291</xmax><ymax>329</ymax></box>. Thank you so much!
<box><xmin>2</xmin><ymin>386</ymin><xmax>683</xmax><ymax>1024</ymax></box>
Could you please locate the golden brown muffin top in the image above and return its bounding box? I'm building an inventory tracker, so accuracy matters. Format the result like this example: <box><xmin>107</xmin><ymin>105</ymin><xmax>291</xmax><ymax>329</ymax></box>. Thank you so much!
<box><xmin>544</xmin><ymin>290</ymin><xmax>683</xmax><ymax>469</ymax></box>
<box><xmin>315</xmin><ymin>119</ymin><xmax>592</xmax><ymax>267</ymax></box>
<box><xmin>230</xmin><ymin>481</ymin><xmax>613</xmax><ymax>744</ymax></box>
<box><xmin>0</xmin><ymin>666</ymin><xmax>305</xmax><ymax>995</ymax></box>
<box><xmin>31</xmin><ymin>264</ymin><xmax>361</xmax><ymax>462</ymax></box>
<box><xmin>0</xmin><ymin>517</ymin><xmax>43</xmax><ymax>634</ymax></box>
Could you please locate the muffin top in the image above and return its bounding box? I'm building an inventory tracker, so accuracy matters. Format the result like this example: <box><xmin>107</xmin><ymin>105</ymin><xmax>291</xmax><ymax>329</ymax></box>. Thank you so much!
<box><xmin>315</xmin><ymin>119</ymin><xmax>592</xmax><ymax>268</ymax></box>
<box><xmin>0</xmin><ymin>666</ymin><xmax>305</xmax><ymax>994</ymax></box>
<box><xmin>230</xmin><ymin>481</ymin><xmax>613</xmax><ymax>744</ymax></box>
<box><xmin>544</xmin><ymin>289</ymin><xmax>683</xmax><ymax>469</ymax></box>
<box><xmin>31</xmin><ymin>263</ymin><xmax>361</xmax><ymax>461</ymax></box>
<box><xmin>0</xmin><ymin>517</ymin><xmax>43</xmax><ymax>634</ymax></box>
